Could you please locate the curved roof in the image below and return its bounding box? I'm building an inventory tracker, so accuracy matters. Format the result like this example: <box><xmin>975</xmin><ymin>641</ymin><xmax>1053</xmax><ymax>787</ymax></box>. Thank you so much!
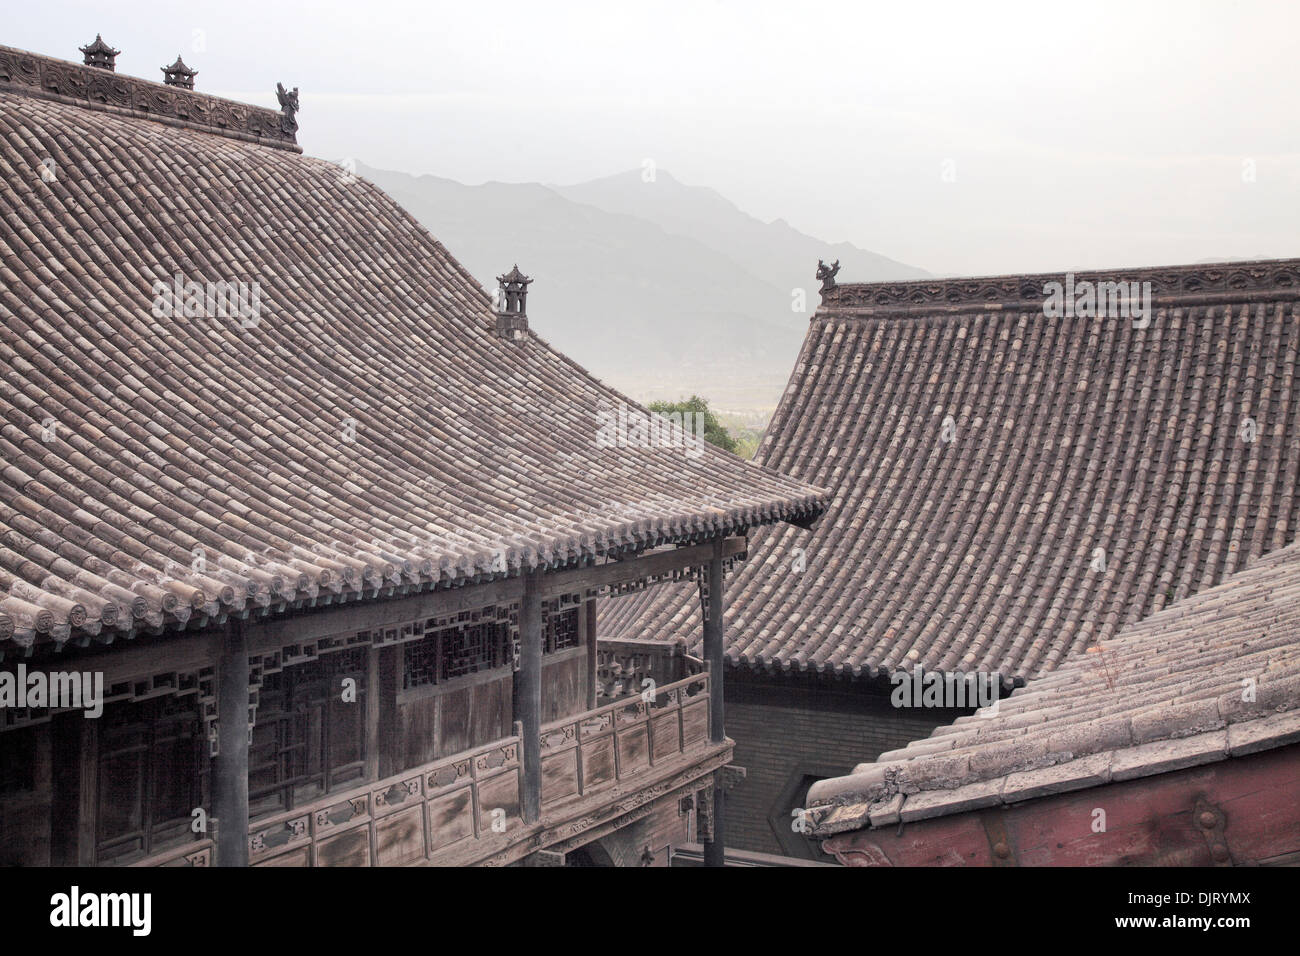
<box><xmin>603</xmin><ymin>260</ymin><xmax>1300</xmax><ymax>681</ymax></box>
<box><xmin>0</xmin><ymin>73</ymin><xmax>825</xmax><ymax>652</ymax></box>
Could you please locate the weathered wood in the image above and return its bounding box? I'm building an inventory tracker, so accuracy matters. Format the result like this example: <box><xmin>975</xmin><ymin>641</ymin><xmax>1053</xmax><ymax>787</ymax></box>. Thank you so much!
<box><xmin>243</xmin><ymin>537</ymin><xmax>746</xmax><ymax>653</ymax></box>
<box><xmin>376</xmin><ymin>645</ymin><xmax>399</xmax><ymax>779</ymax></box>
<box><xmin>584</xmin><ymin>597</ymin><xmax>597</xmax><ymax>709</ymax></box>
<box><xmin>821</xmin><ymin>742</ymin><xmax>1300</xmax><ymax>867</ymax></box>
<box><xmin>519</xmin><ymin>571</ymin><xmax>543</xmax><ymax>823</ymax></box>
<box><xmin>541</xmin><ymin>647</ymin><xmax>587</xmax><ymax>723</ymax></box>
<box><xmin>701</xmin><ymin>538</ymin><xmax>727</xmax><ymax>867</ymax></box>
<box><xmin>214</xmin><ymin>619</ymin><xmax>249</xmax><ymax>867</ymax></box>
<box><xmin>543</xmin><ymin>537</ymin><xmax>746</xmax><ymax>599</ymax></box>
<box><xmin>703</xmin><ymin>540</ymin><xmax>725</xmax><ymax>745</ymax></box>
<box><xmin>91</xmin><ymin>631</ymin><xmax>221</xmax><ymax>686</ymax></box>
<box><xmin>365</xmin><ymin>647</ymin><xmax>381</xmax><ymax>781</ymax></box>
<box><xmin>704</xmin><ymin>785</ymin><xmax>726</xmax><ymax>867</ymax></box>
<box><xmin>50</xmin><ymin>714</ymin><xmax>95</xmax><ymax>865</ymax></box>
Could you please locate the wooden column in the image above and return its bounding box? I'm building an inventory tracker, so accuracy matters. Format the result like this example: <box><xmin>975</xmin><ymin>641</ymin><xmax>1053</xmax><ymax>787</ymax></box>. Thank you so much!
<box><xmin>585</xmin><ymin>597</ymin><xmax>598</xmax><ymax>709</ymax></box>
<box><xmin>50</xmin><ymin>715</ymin><xmax>96</xmax><ymax>865</ymax></box>
<box><xmin>375</xmin><ymin>645</ymin><xmax>399</xmax><ymax>779</ymax></box>
<box><xmin>702</xmin><ymin>538</ymin><xmax>726</xmax><ymax>867</ymax></box>
<box><xmin>704</xmin><ymin>540</ymin><xmax>725</xmax><ymax>745</ymax></box>
<box><xmin>519</xmin><ymin>571</ymin><xmax>544</xmax><ymax>823</ymax></box>
<box><xmin>214</xmin><ymin>618</ymin><xmax>249</xmax><ymax>867</ymax></box>
<box><xmin>365</xmin><ymin>647</ymin><xmax>381</xmax><ymax>781</ymax></box>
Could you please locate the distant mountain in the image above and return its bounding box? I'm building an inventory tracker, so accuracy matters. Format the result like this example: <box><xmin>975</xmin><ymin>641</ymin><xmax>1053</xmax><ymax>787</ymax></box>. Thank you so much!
<box><xmin>552</xmin><ymin>169</ymin><xmax>928</xmax><ymax>306</ymax></box>
<box><xmin>357</xmin><ymin>162</ymin><xmax>925</xmax><ymax>411</ymax></box>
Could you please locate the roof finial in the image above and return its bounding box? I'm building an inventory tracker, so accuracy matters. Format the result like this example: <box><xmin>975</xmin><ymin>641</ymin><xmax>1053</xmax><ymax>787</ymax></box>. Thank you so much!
<box><xmin>79</xmin><ymin>34</ymin><xmax>120</xmax><ymax>71</ymax></box>
<box><xmin>161</xmin><ymin>55</ymin><xmax>198</xmax><ymax>90</ymax></box>
<box><xmin>495</xmin><ymin>265</ymin><xmax>533</xmax><ymax>340</ymax></box>
<box><xmin>276</xmin><ymin>82</ymin><xmax>300</xmax><ymax>135</ymax></box>
<box><xmin>817</xmin><ymin>259</ymin><xmax>840</xmax><ymax>296</ymax></box>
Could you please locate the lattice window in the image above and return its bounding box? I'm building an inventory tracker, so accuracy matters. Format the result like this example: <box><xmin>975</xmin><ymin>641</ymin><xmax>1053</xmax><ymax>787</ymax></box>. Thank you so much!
<box><xmin>248</xmin><ymin>647</ymin><xmax>367</xmax><ymax>820</ymax></box>
<box><xmin>95</xmin><ymin>694</ymin><xmax>208</xmax><ymax>865</ymax></box>
<box><xmin>545</xmin><ymin>606</ymin><xmax>581</xmax><ymax>653</ymax></box>
<box><xmin>442</xmin><ymin>621</ymin><xmax>511</xmax><ymax>680</ymax></box>
<box><xmin>402</xmin><ymin>609</ymin><xmax>514</xmax><ymax>689</ymax></box>
<box><xmin>403</xmin><ymin>634</ymin><xmax>440</xmax><ymax>689</ymax></box>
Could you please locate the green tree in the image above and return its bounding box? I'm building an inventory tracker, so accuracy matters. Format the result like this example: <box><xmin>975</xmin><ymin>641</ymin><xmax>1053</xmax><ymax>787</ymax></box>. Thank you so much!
<box><xmin>647</xmin><ymin>395</ymin><xmax>738</xmax><ymax>454</ymax></box>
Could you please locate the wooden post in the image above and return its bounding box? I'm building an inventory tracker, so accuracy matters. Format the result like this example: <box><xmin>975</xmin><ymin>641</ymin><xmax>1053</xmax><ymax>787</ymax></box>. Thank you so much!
<box><xmin>50</xmin><ymin>714</ymin><xmax>96</xmax><ymax>865</ymax></box>
<box><xmin>375</xmin><ymin>645</ymin><xmax>399</xmax><ymax>778</ymax></box>
<box><xmin>585</xmin><ymin>596</ymin><xmax>598</xmax><ymax>709</ymax></box>
<box><xmin>704</xmin><ymin>540</ymin><xmax>725</xmax><ymax>745</ymax></box>
<box><xmin>519</xmin><ymin>571</ymin><xmax>544</xmax><ymax>823</ymax></box>
<box><xmin>702</xmin><ymin>537</ymin><xmax>726</xmax><ymax>867</ymax></box>
<box><xmin>214</xmin><ymin>618</ymin><xmax>249</xmax><ymax>867</ymax></box>
<box><xmin>365</xmin><ymin>646</ymin><xmax>381</xmax><ymax>781</ymax></box>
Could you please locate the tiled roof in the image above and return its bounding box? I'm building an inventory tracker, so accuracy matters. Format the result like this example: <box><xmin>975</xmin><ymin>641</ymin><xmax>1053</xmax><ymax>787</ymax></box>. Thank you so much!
<box><xmin>602</xmin><ymin>261</ymin><xmax>1300</xmax><ymax>680</ymax></box>
<box><xmin>0</xmin><ymin>79</ymin><xmax>826</xmax><ymax>652</ymax></box>
<box><xmin>805</xmin><ymin>540</ymin><xmax>1300</xmax><ymax>834</ymax></box>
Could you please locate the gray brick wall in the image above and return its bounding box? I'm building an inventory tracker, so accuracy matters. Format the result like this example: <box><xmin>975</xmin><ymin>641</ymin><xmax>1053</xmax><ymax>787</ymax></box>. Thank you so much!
<box><xmin>722</xmin><ymin>671</ymin><xmax>968</xmax><ymax>859</ymax></box>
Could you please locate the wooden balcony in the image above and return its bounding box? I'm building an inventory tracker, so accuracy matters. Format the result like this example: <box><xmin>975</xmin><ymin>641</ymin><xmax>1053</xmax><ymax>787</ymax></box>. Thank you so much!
<box><xmin>136</xmin><ymin>672</ymin><xmax>725</xmax><ymax>867</ymax></box>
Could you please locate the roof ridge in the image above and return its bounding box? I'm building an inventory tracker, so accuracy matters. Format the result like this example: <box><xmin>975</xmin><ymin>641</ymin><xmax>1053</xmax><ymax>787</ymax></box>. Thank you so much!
<box><xmin>819</xmin><ymin>258</ymin><xmax>1300</xmax><ymax>315</ymax></box>
<box><xmin>0</xmin><ymin>43</ymin><xmax>300</xmax><ymax>152</ymax></box>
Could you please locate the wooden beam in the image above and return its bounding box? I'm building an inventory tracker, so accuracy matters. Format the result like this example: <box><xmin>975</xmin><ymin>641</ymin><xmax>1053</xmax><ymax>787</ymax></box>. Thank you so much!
<box><xmin>90</xmin><ymin>631</ymin><xmax>221</xmax><ymax>687</ymax></box>
<box><xmin>518</xmin><ymin>571</ymin><xmax>543</xmax><ymax>823</ymax></box>
<box><xmin>247</xmin><ymin>577</ymin><xmax>522</xmax><ymax>653</ymax></box>
<box><xmin>242</xmin><ymin>537</ymin><xmax>747</xmax><ymax>653</ymax></box>
<box><xmin>538</xmin><ymin>537</ymin><xmax>747</xmax><ymax>600</ymax></box>
<box><xmin>214</xmin><ymin>619</ymin><xmax>249</xmax><ymax>867</ymax></box>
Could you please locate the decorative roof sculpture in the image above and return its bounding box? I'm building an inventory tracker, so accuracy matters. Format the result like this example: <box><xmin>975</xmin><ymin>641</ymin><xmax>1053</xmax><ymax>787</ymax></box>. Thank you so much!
<box><xmin>495</xmin><ymin>265</ymin><xmax>533</xmax><ymax>339</ymax></box>
<box><xmin>816</xmin><ymin>258</ymin><xmax>840</xmax><ymax>296</ymax></box>
<box><xmin>0</xmin><ymin>43</ymin><xmax>301</xmax><ymax>150</ymax></box>
<box><xmin>275</xmin><ymin>81</ymin><xmax>300</xmax><ymax>135</ymax></box>
<box><xmin>79</xmin><ymin>34</ymin><xmax>119</xmax><ymax>71</ymax></box>
<box><xmin>161</xmin><ymin>55</ymin><xmax>197</xmax><ymax>89</ymax></box>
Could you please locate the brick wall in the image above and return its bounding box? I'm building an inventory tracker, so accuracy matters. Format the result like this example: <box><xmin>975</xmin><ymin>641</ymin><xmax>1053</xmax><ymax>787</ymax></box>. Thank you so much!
<box><xmin>722</xmin><ymin>669</ymin><xmax>969</xmax><ymax>859</ymax></box>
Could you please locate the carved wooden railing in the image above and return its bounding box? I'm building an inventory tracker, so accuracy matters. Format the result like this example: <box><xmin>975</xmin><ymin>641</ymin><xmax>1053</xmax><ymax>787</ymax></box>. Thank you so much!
<box><xmin>596</xmin><ymin>637</ymin><xmax>703</xmax><ymax>701</ymax></box>
<box><xmin>244</xmin><ymin>735</ymin><xmax>522</xmax><ymax>867</ymax></box>
<box><xmin>539</xmin><ymin>672</ymin><xmax>711</xmax><ymax>809</ymax></box>
<box><xmin>131</xmin><ymin>839</ymin><xmax>213</xmax><ymax>867</ymax></box>
<box><xmin>138</xmin><ymin>673</ymin><xmax>714</xmax><ymax>867</ymax></box>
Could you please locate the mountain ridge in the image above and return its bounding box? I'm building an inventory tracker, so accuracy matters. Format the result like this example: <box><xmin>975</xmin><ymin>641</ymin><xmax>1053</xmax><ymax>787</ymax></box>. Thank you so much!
<box><xmin>356</xmin><ymin>161</ymin><xmax>926</xmax><ymax>411</ymax></box>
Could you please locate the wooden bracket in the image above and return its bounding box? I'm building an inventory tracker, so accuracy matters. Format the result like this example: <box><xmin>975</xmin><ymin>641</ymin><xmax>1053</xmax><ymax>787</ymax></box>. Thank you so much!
<box><xmin>718</xmin><ymin>764</ymin><xmax>747</xmax><ymax>791</ymax></box>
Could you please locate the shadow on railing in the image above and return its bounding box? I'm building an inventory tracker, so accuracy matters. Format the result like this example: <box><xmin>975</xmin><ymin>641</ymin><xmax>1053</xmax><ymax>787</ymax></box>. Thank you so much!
<box><xmin>539</xmin><ymin>671</ymin><xmax>711</xmax><ymax>809</ymax></box>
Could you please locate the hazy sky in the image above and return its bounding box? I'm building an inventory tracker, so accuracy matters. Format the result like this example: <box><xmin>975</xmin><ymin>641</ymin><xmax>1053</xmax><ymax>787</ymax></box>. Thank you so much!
<box><xmin>10</xmin><ymin>1</ymin><xmax>1299</xmax><ymax>276</ymax></box>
